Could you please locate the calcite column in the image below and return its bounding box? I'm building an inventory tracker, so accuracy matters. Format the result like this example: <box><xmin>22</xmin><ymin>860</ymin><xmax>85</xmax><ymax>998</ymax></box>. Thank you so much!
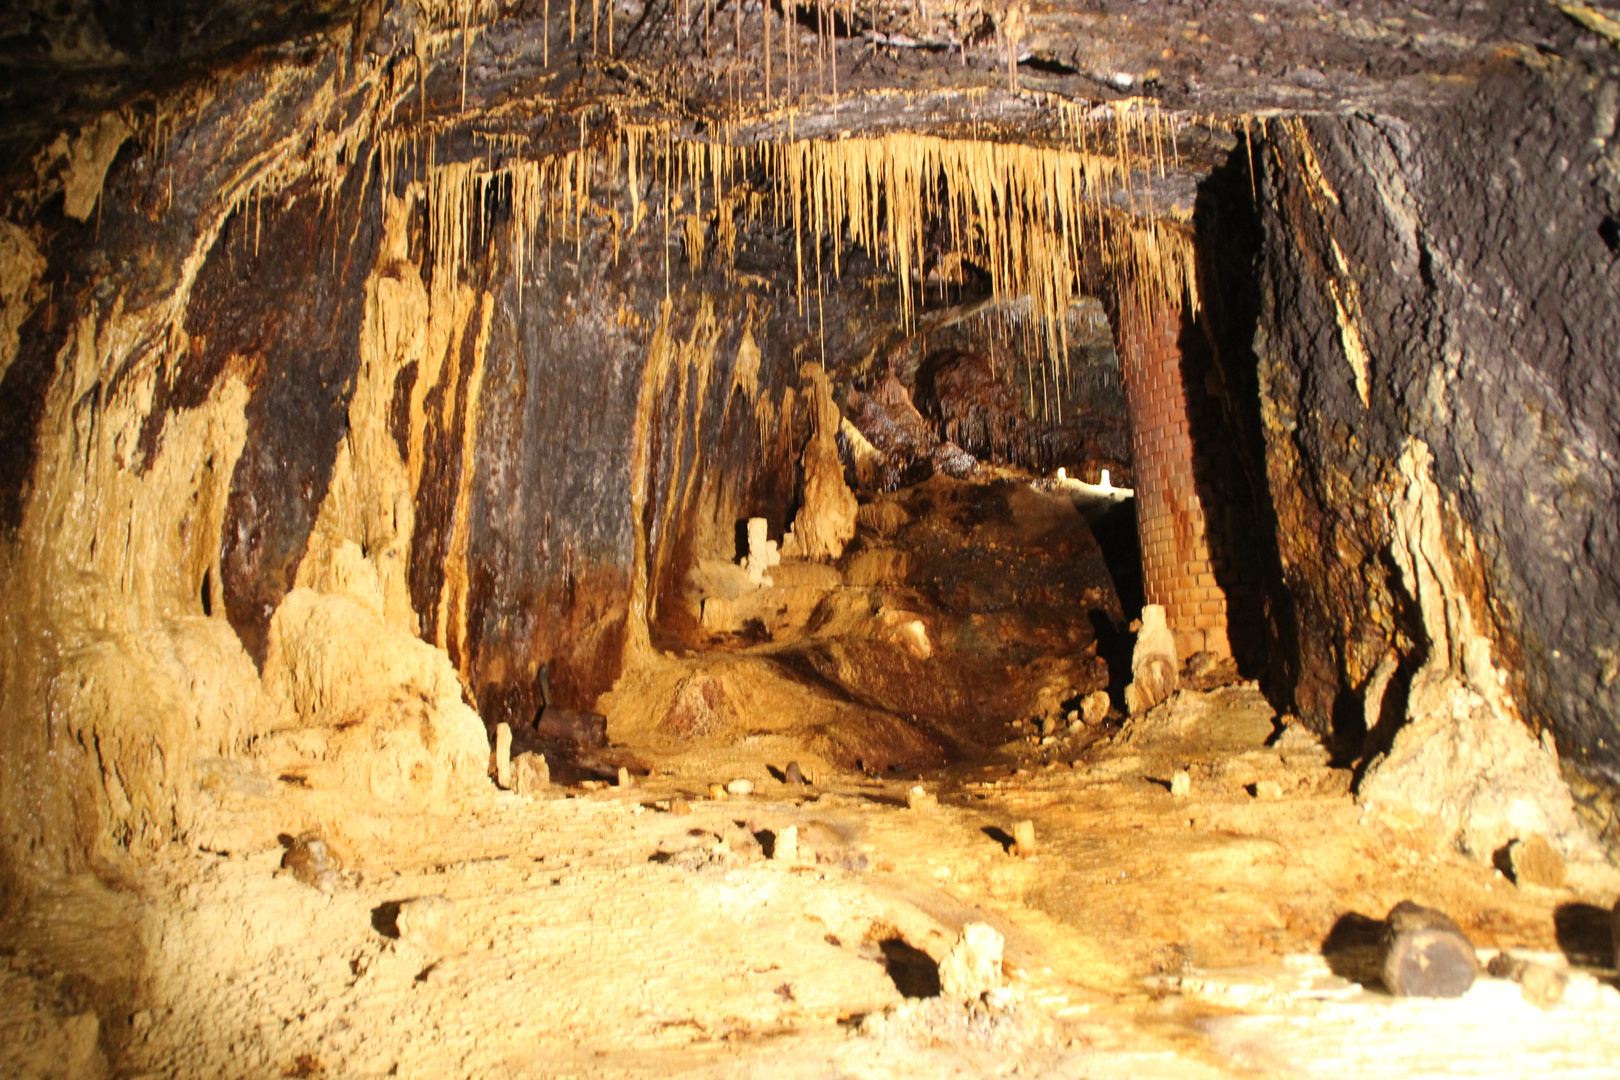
<box><xmin>1114</xmin><ymin>296</ymin><xmax>1232</xmax><ymax>661</ymax></box>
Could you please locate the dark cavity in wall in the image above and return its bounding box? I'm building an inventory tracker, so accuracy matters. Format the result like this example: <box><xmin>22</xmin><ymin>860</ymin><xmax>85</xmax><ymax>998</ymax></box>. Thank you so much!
<box><xmin>1189</xmin><ymin>142</ymin><xmax>1301</xmax><ymax>722</ymax></box>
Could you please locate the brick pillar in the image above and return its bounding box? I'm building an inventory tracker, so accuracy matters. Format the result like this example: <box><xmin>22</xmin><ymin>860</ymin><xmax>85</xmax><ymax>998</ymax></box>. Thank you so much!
<box><xmin>1114</xmin><ymin>296</ymin><xmax>1232</xmax><ymax>661</ymax></box>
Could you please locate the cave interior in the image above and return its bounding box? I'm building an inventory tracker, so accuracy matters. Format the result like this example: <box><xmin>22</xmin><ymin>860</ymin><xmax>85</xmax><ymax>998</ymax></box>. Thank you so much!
<box><xmin>4</xmin><ymin>0</ymin><xmax>1620</xmax><ymax>1075</ymax></box>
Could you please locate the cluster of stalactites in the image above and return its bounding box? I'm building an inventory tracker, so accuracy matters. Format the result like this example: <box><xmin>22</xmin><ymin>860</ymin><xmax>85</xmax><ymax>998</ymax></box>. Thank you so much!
<box><xmin>393</xmin><ymin>110</ymin><xmax>1198</xmax><ymax>381</ymax></box>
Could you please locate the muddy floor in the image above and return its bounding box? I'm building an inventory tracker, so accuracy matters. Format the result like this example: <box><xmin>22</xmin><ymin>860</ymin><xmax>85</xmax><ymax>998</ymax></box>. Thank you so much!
<box><xmin>5</xmin><ymin>477</ymin><xmax>1620</xmax><ymax>1078</ymax></box>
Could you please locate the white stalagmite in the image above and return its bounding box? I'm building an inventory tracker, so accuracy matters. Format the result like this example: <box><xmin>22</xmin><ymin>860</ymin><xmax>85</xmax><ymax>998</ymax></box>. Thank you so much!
<box><xmin>1125</xmin><ymin>604</ymin><xmax>1179</xmax><ymax>716</ymax></box>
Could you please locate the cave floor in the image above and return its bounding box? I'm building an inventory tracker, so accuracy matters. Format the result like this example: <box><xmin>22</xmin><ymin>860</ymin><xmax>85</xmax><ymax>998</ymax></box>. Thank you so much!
<box><xmin>7</xmin><ymin>685</ymin><xmax>1620</xmax><ymax>1079</ymax></box>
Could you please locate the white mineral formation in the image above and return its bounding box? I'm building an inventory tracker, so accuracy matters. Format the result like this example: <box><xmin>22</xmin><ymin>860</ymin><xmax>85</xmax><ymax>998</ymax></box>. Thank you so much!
<box><xmin>938</xmin><ymin>923</ymin><xmax>1005</xmax><ymax>1001</ymax></box>
<box><xmin>742</xmin><ymin>517</ymin><xmax>781</xmax><ymax>587</ymax></box>
<box><xmin>1124</xmin><ymin>605</ymin><xmax>1179</xmax><ymax>716</ymax></box>
<box><xmin>772</xmin><ymin>825</ymin><xmax>798</xmax><ymax>862</ymax></box>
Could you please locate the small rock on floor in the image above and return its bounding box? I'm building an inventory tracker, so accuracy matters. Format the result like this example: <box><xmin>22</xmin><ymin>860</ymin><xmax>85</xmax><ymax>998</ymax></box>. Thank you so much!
<box><xmin>1380</xmin><ymin>900</ymin><xmax>1478</xmax><ymax>998</ymax></box>
<box><xmin>1486</xmin><ymin>952</ymin><xmax>1566</xmax><ymax>1008</ymax></box>
<box><xmin>907</xmin><ymin>785</ymin><xmax>938</xmax><ymax>811</ymax></box>
<box><xmin>512</xmin><ymin>752</ymin><xmax>549</xmax><ymax>794</ymax></box>
<box><xmin>396</xmin><ymin>895</ymin><xmax>456</xmax><ymax>952</ymax></box>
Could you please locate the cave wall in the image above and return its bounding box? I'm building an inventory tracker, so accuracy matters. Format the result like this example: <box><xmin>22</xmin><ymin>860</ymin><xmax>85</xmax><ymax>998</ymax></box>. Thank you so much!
<box><xmin>8</xmin><ymin>0</ymin><xmax>1620</xmax><ymax>886</ymax></box>
<box><xmin>1245</xmin><ymin>53</ymin><xmax>1620</xmax><ymax>838</ymax></box>
<box><xmin>0</xmin><ymin>39</ymin><xmax>831</xmax><ymax>886</ymax></box>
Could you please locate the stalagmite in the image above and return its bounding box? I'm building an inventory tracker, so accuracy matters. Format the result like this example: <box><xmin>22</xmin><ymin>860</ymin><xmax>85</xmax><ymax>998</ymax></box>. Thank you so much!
<box><xmin>784</xmin><ymin>364</ymin><xmax>857</xmax><ymax>561</ymax></box>
<box><xmin>1125</xmin><ymin>605</ymin><xmax>1178</xmax><ymax>716</ymax></box>
<box><xmin>742</xmin><ymin>517</ymin><xmax>781</xmax><ymax>586</ymax></box>
<box><xmin>938</xmin><ymin>923</ymin><xmax>1005</xmax><ymax>1001</ymax></box>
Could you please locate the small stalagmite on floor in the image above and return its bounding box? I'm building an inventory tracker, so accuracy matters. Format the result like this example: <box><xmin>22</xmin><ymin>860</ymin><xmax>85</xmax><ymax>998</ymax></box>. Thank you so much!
<box><xmin>1125</xmin><ymin>605</ymin><xmax>1178</xmax><ymax>716</ymax></box>
<box><xmin>938</xmin><ymin>923</ymin><xmax>1005</xmax><ymax>1002</ymax></box>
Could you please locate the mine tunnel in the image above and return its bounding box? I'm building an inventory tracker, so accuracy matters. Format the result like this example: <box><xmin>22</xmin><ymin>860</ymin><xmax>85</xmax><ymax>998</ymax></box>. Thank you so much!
<box><xmin>4</xmin><ymin>0</ymin><xmax>1620</xmax><ymax>1075</ymax></box>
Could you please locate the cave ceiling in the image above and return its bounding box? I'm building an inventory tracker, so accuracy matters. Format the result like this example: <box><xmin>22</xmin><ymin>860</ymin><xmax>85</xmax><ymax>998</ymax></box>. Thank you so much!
<box><xmin>6</xmin><ymin>0</ymin><xmax>1614</xmax><ymax>199</ymax></box>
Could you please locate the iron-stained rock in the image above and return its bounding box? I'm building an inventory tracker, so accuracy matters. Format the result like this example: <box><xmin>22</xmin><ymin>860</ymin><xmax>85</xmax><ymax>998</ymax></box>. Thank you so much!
<box><xmin>282</xmin><ymin>832</ymin><xmax>342</xmax><ymax>893</ymax></box>
<box><xmin>1502</xmin><ymin>835</ymin><xmax>1565</xmax><ymax>888</ymax></box>
<box><xmin>1380</xmin><ymin>901</ymin><xmax>1478</xmax><ymax>998</ymax></box>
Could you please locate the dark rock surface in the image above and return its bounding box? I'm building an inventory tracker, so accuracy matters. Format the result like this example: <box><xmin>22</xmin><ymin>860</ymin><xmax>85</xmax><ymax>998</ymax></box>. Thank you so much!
<box><xmin>1244</xmin><ymin>55</ymin><xmax>1620</xmax><ymax>828</ymax></box>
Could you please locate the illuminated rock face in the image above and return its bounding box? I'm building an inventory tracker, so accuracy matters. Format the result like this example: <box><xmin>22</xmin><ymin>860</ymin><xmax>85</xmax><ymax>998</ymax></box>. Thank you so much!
<box><xmin>1</xmin><ymin>0</ymin><xmax>1619</xmax><ymax>888</ymax></box>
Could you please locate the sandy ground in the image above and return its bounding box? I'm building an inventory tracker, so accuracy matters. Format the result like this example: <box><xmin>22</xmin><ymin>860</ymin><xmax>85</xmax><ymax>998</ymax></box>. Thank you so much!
<box><xmin>6</xmin><ymin>477</ymin><xmax>1620</xmax><ymax>1078</ymax></box>
<box><xmin>5</xmin><ymin>680</ymin><xmax>1620</xmax><ymax>1079</ymax></box>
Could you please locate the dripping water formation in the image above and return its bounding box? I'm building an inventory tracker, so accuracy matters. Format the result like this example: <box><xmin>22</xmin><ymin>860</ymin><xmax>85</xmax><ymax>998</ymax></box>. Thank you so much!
<box><xmin>4</xmin><ymin>0</ymin><xmax>1620</xmax><ymax>1076</ymax></box>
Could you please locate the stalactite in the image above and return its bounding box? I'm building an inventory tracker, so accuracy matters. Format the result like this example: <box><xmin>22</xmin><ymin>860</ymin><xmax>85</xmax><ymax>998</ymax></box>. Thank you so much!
<box><xmin>411</xmin><ymin>112</ymin><xmax>1194</xmax><ymax>391</ymax></box>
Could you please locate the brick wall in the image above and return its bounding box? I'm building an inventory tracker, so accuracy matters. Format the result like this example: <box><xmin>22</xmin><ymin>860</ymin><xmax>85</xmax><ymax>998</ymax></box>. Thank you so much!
<box><xmin>1114</xmin><ymin>296</ymin><xmax>1234</xmax><ymax>661</ymax></box>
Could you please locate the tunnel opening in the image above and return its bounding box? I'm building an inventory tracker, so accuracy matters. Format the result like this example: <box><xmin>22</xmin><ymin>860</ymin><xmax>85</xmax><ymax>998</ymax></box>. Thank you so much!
<box><xmin>442</xmin><ymin>143</ymin><xmax>1187</xmax><ymax>787</ymax></box>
